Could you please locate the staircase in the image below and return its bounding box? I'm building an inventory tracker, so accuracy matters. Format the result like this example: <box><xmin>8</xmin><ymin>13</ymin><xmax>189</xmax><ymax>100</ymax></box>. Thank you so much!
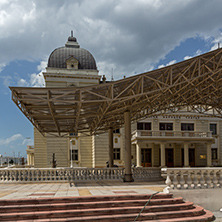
<box><xmin>0</xmin><ymin>193</ymin><xmax>214</xmax><ymax>221</ymax></box>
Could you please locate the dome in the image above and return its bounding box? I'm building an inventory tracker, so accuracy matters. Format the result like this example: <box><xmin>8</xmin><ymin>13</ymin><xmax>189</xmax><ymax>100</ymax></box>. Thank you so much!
<box><xmin>47</xmin><ymin>34</ymin><xmax>97</xmax><ymax>70</ymax></box>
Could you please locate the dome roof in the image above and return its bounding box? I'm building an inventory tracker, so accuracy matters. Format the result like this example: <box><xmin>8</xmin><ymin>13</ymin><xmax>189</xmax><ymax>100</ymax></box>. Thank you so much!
<box><xmin>47</xmin><ymin>33</ymin><xmax>97</xmax><ymax>70</ymax></box>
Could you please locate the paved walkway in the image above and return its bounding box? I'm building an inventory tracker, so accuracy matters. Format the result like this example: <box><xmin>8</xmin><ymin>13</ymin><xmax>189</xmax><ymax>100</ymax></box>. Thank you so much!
<box><xmin>0</xmin><ymin>181</ymin><xmax>166</xmax><ymax>199</ymax></box>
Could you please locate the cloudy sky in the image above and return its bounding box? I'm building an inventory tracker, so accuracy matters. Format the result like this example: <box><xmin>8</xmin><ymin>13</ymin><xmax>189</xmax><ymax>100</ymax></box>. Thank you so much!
<box><xmin>0</xmin><ymin>0</ymin><xmax>222</xmax><ymax>158</ymax></box>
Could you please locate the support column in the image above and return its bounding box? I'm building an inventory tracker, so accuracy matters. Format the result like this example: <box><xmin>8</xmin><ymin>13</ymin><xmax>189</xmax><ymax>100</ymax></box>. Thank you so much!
<box><xmin>108</xmin><ymin>127</ymin><xmax>114</xmax><ymax>167</ymax></box>
<box><xmin>184</xmin><ymin>143</ymin><xmax>189</xmax><ymax>167</ymax></box>
<box><xmin>136</xmin><ymin>144</ymin><xmax>141</xmax><ymax>167</ymax></box>
<box><xmin>27</xmin><ymin>154</ymin><xmax>30</xmax><ymax>165</ymax></box>
<box><xmin>207</xmin><ymin>143</ymin><xmax>212</xmax><ymax>167</ymax></box>
<box><xmin>124</xmin><ymin>111</ymin><xmax>134</xmax><ymax>182</ymax></box>
<box><xmin>160</xmin><ymin>143</ymin><xmax>166</xmax><ymax>167</ymax></box>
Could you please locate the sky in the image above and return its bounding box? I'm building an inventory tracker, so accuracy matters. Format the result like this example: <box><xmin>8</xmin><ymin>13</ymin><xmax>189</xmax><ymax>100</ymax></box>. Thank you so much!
<box><xmin>1</xmin><ymin>0</ymin><xmax>222</xmax><ymax>158</ymax></box>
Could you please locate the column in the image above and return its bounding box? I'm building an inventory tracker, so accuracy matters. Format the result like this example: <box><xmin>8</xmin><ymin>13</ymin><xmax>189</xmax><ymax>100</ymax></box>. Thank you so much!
<box><xmin>160</xmin><ymin>143</ymin><xmax>166</xmax><ymax>167</ymax></box>
<box><xmin>207</xmin><ymin>143</ymin><xmax>212</xmax><ymax>167</ymax></box>
<box><xmin>184</xmin><ymin>143</ymin><xmax>189</xmax><ymax>167</ymax></box>
<box><xmin>108</xmin><ymin>127</ymin><xmax>114</xmax><ymax>167</ymax></box>
<box><xmin>124</xmin><ymin>111</ymin><xmax>134</xmax><ymax>182</ymax></box>
<box><xmin>136</xmin><ymin>144</ymin><xmax>141</xmax><ymax>167</ymax></box>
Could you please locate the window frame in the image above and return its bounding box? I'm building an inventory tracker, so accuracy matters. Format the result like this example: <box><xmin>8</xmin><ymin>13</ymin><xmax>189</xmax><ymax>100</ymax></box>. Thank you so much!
<box><xmin>159</xmin><ymin>122</ymin><xmax>173</xmax><ymax>131</ymax></box>
<box><xmin>137</xmin><ymin>122</ymin><xmax>151</xmax><ymax>130</ymax></box>
<box><xmin>113</xmin><ymin>148</ymin><xmax>120</xmax><ymax>160</ymax></box>
<box><xmin>181</xmin><ymin>123</ymin><xmax>194</xmax><ymax>131</ymax></box>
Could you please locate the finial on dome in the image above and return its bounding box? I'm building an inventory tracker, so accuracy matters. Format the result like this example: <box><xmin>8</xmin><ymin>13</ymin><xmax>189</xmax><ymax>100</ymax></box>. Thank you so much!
<box><xmin>66</xmin><ymin>31</ymin><xmax>80</xmax><ymax>48</ymax></box>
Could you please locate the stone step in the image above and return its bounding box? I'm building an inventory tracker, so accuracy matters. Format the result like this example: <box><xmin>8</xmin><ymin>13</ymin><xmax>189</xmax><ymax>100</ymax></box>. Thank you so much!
<box><xmin>3</xmin><ymin>206</ymin><xmax>214</xmax><ymax>222</ymax></box>
<box><xmin>0</xmin><ymin>201</ymin><xmax>194</xmax><ymax>219</ymax></box>
<box><xmin>0</xmin><ymin>193</ymin><xmax>173</xmax><ymax>206</ymax></box>
<box><xmin>0</xmin><ymin>194</ymin><xmax>214</xmax><ymax>222</ymax></box>
<box><xmin>0</xmin><ymin>197</ymin><xmax>185</xmax><ymax>213</ymax></box>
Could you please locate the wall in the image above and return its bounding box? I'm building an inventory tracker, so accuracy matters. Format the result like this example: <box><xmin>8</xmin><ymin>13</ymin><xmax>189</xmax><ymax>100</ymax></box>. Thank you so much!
<box><xmin>34</xmin><ymin>128</ymin><xmax>47</xmax><ymax>168</ymax></box>
<box><xmin>46</xmin><ymin>135</ymin><xmax>68</xmax><ymax>167</ymax></box>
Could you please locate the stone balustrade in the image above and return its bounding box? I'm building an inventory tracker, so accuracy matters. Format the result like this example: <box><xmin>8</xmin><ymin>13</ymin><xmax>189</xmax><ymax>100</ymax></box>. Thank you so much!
<box><xmin>132</xmin><ymin>167</ymin><xmax>161</xmax><ymax>181</ymax></box>
<box><xmin>132</xmin><ymin>130</ymin><xmax>213</xmax><ymax>139</ymax></box>
<box><xmin>0</xmin><ymin>167</ymin><xmax>161</xmax><ymax>183</ymax></box>
<box><xmin>161</xmin><ymin>167</ymin><xmax>222</xmax><ymax>192</ymax></box>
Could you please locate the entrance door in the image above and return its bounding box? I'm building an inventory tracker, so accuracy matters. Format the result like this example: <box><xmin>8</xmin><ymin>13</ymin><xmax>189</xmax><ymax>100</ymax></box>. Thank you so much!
<box><xmin>182</xmin><ymin>148</ymin><xmax>195</xmax><ymax>167</ymax></box>
<box><xmin>141</xmin><ymin>148</ymin><xmax>152</xmax><ymax>167</ymax></box>
<box><xmin>165</xmin><ymin>148</ymin><xmax>174</xmax><ymax>167</ymax></box>
<box><xmin>189</xmin><ymin>148</ymin><xmax>195</xmax><ymax>167</ymax></box>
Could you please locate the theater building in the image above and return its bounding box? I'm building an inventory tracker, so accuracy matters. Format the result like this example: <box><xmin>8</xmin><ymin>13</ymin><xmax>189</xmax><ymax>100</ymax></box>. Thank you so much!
<box><xmin>27</xmin><ymin>34</ymin><xmax>220</xmax><ymax>168</ymax></box>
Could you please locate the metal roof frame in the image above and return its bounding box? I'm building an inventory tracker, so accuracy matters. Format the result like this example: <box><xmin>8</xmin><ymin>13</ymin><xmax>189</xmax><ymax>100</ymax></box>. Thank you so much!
<box><xmin>10</xmin><ymin>48</ymin><xmax>222</xmax><ymax>137</ymax></box>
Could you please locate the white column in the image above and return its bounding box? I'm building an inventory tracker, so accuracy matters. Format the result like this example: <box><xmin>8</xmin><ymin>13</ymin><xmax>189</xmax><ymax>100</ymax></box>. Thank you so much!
<box><xmin>70</xmin><ymin>140</ymin><xmax>73</xmax><ymax>168</ymax></box>
<box><xmin>108</xmin><ymin>128</ymin><xmax>114</xmax><ymax>167</ymax></box>
<box><xmin>136</xmin><ymin>143</ymin><xmax>141</xmax><ymax>167</ymax></box>
<box><xmin>160</xmin><ymin>143</ymin><xmax>166</xmax><ymax>167</ymax></box>
<box><xmin>184</xmin><ymin>143</ymin><xmax>189</xmax><ymax>167</ymax></box>
<box><xmin>207</xmin><ymin>143</ymin><xmax>212</xmax><ymax>167</ymax></box>
<box><xmin>124</xmin><ymin>111</ymin><xmax>134</xmax><ymax>182</ymax></box>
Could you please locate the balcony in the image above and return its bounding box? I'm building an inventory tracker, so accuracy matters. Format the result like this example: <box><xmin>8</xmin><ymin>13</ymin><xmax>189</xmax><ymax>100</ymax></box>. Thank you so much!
<box><xmin>132</xmin><ymin>130</ymin><xmax>214</xmax><ymax>143</ymax></box>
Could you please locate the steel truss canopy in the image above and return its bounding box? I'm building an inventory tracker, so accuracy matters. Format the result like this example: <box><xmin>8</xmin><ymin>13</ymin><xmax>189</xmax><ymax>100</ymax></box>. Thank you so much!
<box><xmin>10</xmin><ymin>48</ymin><xmax>222</xmax><ymax>137</ymax></box>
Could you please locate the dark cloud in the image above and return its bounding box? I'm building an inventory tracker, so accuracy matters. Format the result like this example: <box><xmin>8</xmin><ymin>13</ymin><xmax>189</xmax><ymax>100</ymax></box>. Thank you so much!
<box><xmin>0</xmin><ymin>0</ymin><xmax>222</xmax><ymax>80</ymax></box>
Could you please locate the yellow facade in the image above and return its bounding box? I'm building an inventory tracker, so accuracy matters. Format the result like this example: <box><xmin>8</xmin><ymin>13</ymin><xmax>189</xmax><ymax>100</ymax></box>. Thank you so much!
<box><xmin>31</xmin><ymin>35</ymin><xmax>221</xmax><ymax>168</ymax></box>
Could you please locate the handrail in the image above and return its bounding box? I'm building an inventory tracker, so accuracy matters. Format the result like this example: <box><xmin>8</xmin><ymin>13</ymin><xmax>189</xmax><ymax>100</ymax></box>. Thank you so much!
<box><xmin>134</xmin><ymin>191</ymin><xmax>159</xmax><ymax>221</ymax></box>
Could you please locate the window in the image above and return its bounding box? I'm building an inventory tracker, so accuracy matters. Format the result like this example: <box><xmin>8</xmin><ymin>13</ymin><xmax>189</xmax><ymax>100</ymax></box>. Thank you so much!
<box><xmin>181</xmin><ymin>123</ymin><xmax>194</xmax><ymax>131</ymax></box>
<box><xmin>69</xmin><ymin>132</ymin><xmax>78</xmax><ymax>137</ymax></box>
<box><xmin>113</xmin><ymin>129</ymin><xmax>120</xmax><ymax>133</ymax></box>
<box><xmin>212</xmin><ymin>148</ymin><xmax>217</xmax><ymax>160</ymax></box>
<box><xmin>113</xmin><ymin>148</ymin><xmax>120</xmax><ymax>160</ymax></box>
<box><xmin>210</xmin><ymin>124</ymin><xmax>217</xmax><ymax>135</ymax></box>
<box><xmin>70</xmin><ymin>150</ymin><xmax>78</xmax><ymax>161</ymax></box>
<box><xmin>159</xmin><ymin>123</ymin><xmax>173</xmax><ymax>131</ymax></box>
<box><xmin>137</xmin><ymin>122</ymin><xmax>151</xmax><ymax>130</ymax></box>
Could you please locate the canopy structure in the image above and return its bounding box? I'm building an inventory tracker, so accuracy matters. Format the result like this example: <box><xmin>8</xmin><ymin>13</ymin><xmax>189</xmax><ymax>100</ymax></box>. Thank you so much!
<box><xmin>10</xmin><ymin>48</ymin><xmax>222</xmax><ymax>137</ymax></box>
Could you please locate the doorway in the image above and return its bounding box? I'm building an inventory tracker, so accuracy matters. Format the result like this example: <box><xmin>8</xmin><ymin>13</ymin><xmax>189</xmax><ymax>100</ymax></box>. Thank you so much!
<box><xmin>141</xmin><ymin>148</ymin><xmax>152</xmax><ymax>167</ymax></box>
<box><xmin>182</xmin><ymin>148</ymin><xmax>195</xmax><ymax>167</ymax></box>
<box><xmin>165</xmin><ymin>148</ymin><xmax>174</xmax><ymax>167</ymax></box>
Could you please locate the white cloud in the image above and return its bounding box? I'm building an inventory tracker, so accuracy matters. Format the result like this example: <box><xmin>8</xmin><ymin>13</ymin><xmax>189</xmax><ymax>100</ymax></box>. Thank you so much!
<box><xmin>0</xmin><ymin>0</ymin><xmax>222</xmax><ymax>79</ymax></box>
<box><xmin>0</xmin><ymin>75</ymin><xmax>12</xmax><ymax>87</ymax></box>
<box><xmin>29</xmin><ymin>72</ymin><xmax>45</xmax><ymax>87</ymax></box>
<box><xmin>29</xmin><ymin>60</ymin><xmax>46</xmax><ymax>87</ymax></box>
<box><xmin>22</xmin><ymin>138</ymin><xmax>33</xmax><ymax>146</ymax></box>
<box><xmin>17</xmin><ymin>78</ymin><xmax>28</xmax><ymax>87</ymax></box>
<box><xmin>158</xmin><ymin>60</ymin><xmax>177</xmax><ymax>69</ymax></box>
<box><xmin>184</xmin><ymin>49</ymin><xmax>202</xmax><ymax>60</ymax></box>
<box><xmin>0</xmin><ymin>134</ymin><xmax>23</xmax><ymax>146</ymax></box>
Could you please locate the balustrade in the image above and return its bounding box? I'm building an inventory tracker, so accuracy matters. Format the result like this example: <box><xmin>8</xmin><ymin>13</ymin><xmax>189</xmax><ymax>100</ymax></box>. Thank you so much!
<box><xmin>132</xmin><ymin>130</ymin><xmax>213</xmax><ymax>139</ymax></box>
<box><xmin>0</xmin><ymin>167</ymin><xmax>161</xmax><ymax>183</ymax></box>
<box><xmin>162</xmin><ymin>167</ymin><xmax>222</xmax><ymax>192</ymax></box>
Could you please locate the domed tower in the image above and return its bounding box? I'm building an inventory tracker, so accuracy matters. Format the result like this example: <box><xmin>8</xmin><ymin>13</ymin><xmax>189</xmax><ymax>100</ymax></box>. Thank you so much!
<box><xmin>43</xmin><ymin>32</ymin><xmax>100</xmax><ymax>87</ymax></box>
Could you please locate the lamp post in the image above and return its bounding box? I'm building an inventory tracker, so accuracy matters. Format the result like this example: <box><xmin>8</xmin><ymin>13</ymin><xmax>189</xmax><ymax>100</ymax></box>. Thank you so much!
<box><xmin>70</xmin><ymin>140</ymin><xmax>73</xmax><ymax>168</ymax></box>
<box><xmin>0</xmin><ymin>154</ymin><xmax>2</xmax><ymax>167</ymax></box>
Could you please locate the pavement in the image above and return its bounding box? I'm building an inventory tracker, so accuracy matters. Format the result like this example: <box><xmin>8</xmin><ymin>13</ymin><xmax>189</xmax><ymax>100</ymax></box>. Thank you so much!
<box><xmin>0</xmin><ymin>180</ymin><xmax>221</xmax><ymax>221</ymax></box>
<box><xmin>0</xmin><ymin>180</ymin><xmax>166</xmax><ymax>199</ymax></box>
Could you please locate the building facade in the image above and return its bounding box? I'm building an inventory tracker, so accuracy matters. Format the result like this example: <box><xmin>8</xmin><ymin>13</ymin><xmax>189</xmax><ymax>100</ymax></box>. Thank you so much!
<box><xmin>31</xmin><ymin>34</ymin><xmax>221</xmax><ymax>168</ymax></box>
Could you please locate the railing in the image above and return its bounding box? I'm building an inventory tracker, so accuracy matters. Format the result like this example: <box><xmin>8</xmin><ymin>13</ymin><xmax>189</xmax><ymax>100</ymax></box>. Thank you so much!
<box><xmin>0</xmin><ymin>167</ymin><xmax>162</xmax><ymax>183</ymax></box>
<box><xmin>132</xmin><ymin>167</ymin><xmax>161</xmax><ymax>181</ymax></box>
<box><xmin>132</xmin><ymin>130</ymin><xmax>213</xmax><ymax>139</ymax></box>
<box><xmin>161</xmin><ymin>168</ymin><xmax>222</xmax><ymax>192</ymax></box>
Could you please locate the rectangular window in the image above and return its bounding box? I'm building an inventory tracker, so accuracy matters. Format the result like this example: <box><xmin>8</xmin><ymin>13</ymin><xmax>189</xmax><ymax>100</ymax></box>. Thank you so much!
<box><xmin>70</xmin><ymin>150</ymin><xmax>78</xmax><ymax>161</ymax></box>
<box><xmin>181</xmin><ymin>123</ymin><xmax>194</xmax><ymax>131</ymax></box>
<box><xmin>210</xmin><ymin>124</ymin><xmax>217</xmax><ymax>135</ymax></box>
<box><xmin>113</xmin><ymin>129</ymin><xmax>120</xmax><ymax>133</ymax></box>
<box><xmin>69</xmin><ymin>132</ymin><xmax>78</xmax><ymax>137</ymax></box>
<box><xmin>212</xmin><ymin>148</ymin><xmax>217</xmax><ymax>160</ymax></box>
<box><xmin>159</xmin><ymin>123</ymin><xmax>173</xmax><ymax>130</ymax></box>
<box><xmin>113</xmin><ymin>148</ymin><xmax>120</xmax><ymax>160</ymax></box>
<box><xmin>137</xmin><ymin>122</ymin><xmax>151</xmax><ymax>130</ymax></box>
